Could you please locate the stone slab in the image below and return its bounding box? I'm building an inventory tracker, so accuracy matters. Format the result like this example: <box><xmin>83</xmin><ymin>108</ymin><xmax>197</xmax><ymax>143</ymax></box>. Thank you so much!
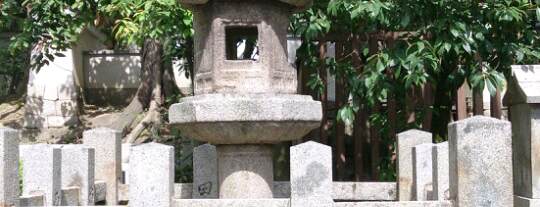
<box><xmin>55</xmin><ymin>100</ymin><xmax>78</xmax><ymax>117</ymax></box>
<box><xmin>193</xmin><ymin>144</ymin><xmax>218</xmax><ymax>198</ymax></box>
<box><xmin>129</xmin><ymin>143</ymin><xmax>174</xmax><ymax>207</ymax></box>
<box><xmin>42</xmin><ymin>100</ymin><xmax>57</xmax><ymax>116</ymax></box>
<box><xmin>169</xmin><ymin>94</ymin><xmax>322</xmax><ymax>144</ymax></box>
<box><xmin>515</xmin><ymin>195</ymin><xmax>540</xmax><ymax>207</ymax></box>
<box><xmin>290</xmin><ymin>141</ymin><xmax>333</xmax><ymax>207</ymax></box>
<box><xmin>333</xmin><ymin>201</ymin><xmax>452</xmax><ymax>207</ymax></box>
<box><xmin>174</xmin><ymin>183</ymin><xmax>193</xmax><ymax>199</ymax></box>
<box><xmin>0</xmin><ymin>127</ymin><xmax>19</xmax><ymax>207</ymax></box>
<box><xmin>20</xmin><ymin>144</ymin><xmax>62</xmax><ymax>206</ymax></box>
<box><xmin>61</xmin><ymin>186</ymin><xmax>79</xmax><ymax>206</ymax></box>
<box><xmin>504</xmin><ymin>65</ymin><xmax>540</xmax><ymax>105</ymax></box>
<box><xmin>46</xmin><ymin>116</ymin><xmax>77</xmax><ymax>128</ymax></box>
<box><xmin>19</xmin><ymin>193</ymin><xmax>45</xmax><ymax>206</ymax></box>
<box><xmin>52</xmin><ymin>145</ymin><xmax>95</xmax><ymax>205</ymax></box>
<box><xmin>177</xmin><ymin>0</ymin><xmax>312</xmax><ymax>12</ymax></box>
<box><xmin>332</xmin><ymin>182</ymin><xmax>397</xmax><ymax>201</ymax></box>
<box><xmin>173</xmin><ymin>199</ymin><xmax>290</xmax><ymax>207</ymax></box>
<box><xmin>448</xmin><ymin>116</ymin><xmax>513</xmax><ymax>207</ymax></box>
<box><xmin>432</xmin><ymin>142</ymin><xmax>449</xmax><ymax>200</ymax></box>
<box><xmin>413</xmin><ymin>143</ymin><xmax>434</xmax><ymax>201</ymax></box>
<box><xmin>57</xmin><ymin>84</ymin><xmax>78</xmax><ymax>100</ymax></box>
<box><xmin>43</xmin><ymin>85</ymin><xmax>59</xmax><ymax>101</ymax></box>
<box><xmin>94</xmin><ymin>180</ymin><xmax>106</xmax><ymax>203</ymax></box>
<box><xmin>396</xmin><ymin>130</ymin><xmax>432</xmax><ymax>201</ymax></box>
<box><xmin>274</xmin><ymin>181</ymin><xmax>290</xmax><ymax>198</ymax></box>
<box><xmin>83</xmin><ymin>128</ymin><xmax>121</xmax><ymax>205</ymax></box>
<box><xmin>27</xmin><ymin>83</ymin><xmax>45</xmax><ymax>98</ymax></box>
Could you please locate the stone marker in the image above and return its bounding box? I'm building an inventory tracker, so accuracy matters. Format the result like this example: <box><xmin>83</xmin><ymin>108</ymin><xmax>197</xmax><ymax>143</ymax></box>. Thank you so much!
<box><xmin>503</xmin><ymin>65</ymin><xmax>540</xmax><ymax>206</ymax></box>
<box><xmin>448</xmin><ymin>116</ymin><xmax>513</xmax><ymax>207</ymax></box>
<box><xmin>0</xmin><ymin>127</ymin><xmax>19</xmax><ymax>207</ymax></box>
<box><xmin>19</xmin><ymin>193</ymin><xmax>45</xmax><ymax>206</ymax></box>
<box><xmin>129</xmin><ymin>143</ymin><xmax>174</xmax><ymax>207</ymax></box>
<box><xmin>397</xmin><ymin>129</ymin><xmax>432</xmax><ymax>201</ymax></box>
<box><xmin>432</xmin><ymin>142</ymin><xmax>449</xmax><ymax>200</ymax></box>
<box><xmin>20</xmin><ymin>144</ymin><xmax>62</xmax><ymax>206</ymax></box>
<box><xmin>290</xmin><ymin>141</ymin><xmax>333</xmax><ymax>207</ymax></box>
<box><xmin>61</xmin><ymin>186</ymin><xmax>79</xmax><ymax>206</ymax></box>
<box><xmin>193</xmin><ymin>143</ymin><xmax>218</xmax><ymax>198</ymax></box>
<box><xmin>52</xmin><ymin>145</ymin><xmax>95</xmax><ymax>205</ymax></box>
<box><xmin>83</xmin><ymin>128</ymin><xmax>121</xmax><ymax>205</ymax></box>
<box><xmin>413</xmin><ymin>143</ymin><xmax>434</xmax><ymax>201</ymax></box>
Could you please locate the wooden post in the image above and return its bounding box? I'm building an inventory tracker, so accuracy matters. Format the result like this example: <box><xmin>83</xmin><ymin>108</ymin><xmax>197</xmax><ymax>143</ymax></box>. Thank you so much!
<box><xmin>352</xmin><ymin>35</ymin><xmax>364</xmax><ymax>181</ymax></box>
<box><xmin>368</xmin><ymin>36</ymin><xmax>380</xmax><ymax>180</ymax></box>
<box><xmin>473</xmin><ymin>91</ymin><xmax>484</xmax><ymax>116</ymax></box>
<box><xmin>456</xmin><ymin>83</ymin><xmax>467</xmax><ymax>120</ymax></box>
<box><xmin>490</xmin><ymin>89</ymin><xmax>502</xmax><ymax>119</ymax></box>
<box><xmin>335</xmin><ymin>40</ymin><xmax>346</xmax><ymax>181</ymax></box>
<box><xmin>319</xmin><ymin>40</ymin><xmax>329</xmax><ymax>144</ymax></box>
<box><xmin>422</xmin><ymin>83</ymin><xmax>433</xmax><ymax>131</ymax></box>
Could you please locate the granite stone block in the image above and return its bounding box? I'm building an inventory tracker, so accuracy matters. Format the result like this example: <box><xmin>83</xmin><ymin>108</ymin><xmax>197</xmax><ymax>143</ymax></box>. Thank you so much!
<box><xmin>20</xmin><ymin>144</ymin><xmax>62</xmax><ymax>206</ymax></box>
<box><xmin>448</xmin><ymin>116</ymin><xmax>513</xmax><ymax>207</ymax></box>
<box><xmin>413</xmin><ymin>143</ymin><xmax>434</xmax><ymax>201</ymax></box>
<box><xmin>332</xmin><ymin>182</ymin><xmax>397</xmax><ymax>201</ymax></box>
<box><xmin>83</xmin><ymin>128</ymin><xmax>121</xmax><ymax>205</ymax></box>
<box><xmin>397</xmin><ymin>130</ymin><xmax>432</xmax><ymax>201</ymax></box>
<box><xmin>193</xmin><ymin>144</ymin><xmax>218</xmax><ymax>198</ymax></box>
<box><xmin>432</xmin><ymin>142</ymin><xmax>449</xmax><ymax>200</ymax></box>
<box><xmin>129</xmin><ymin>143</ymin><xmax>174</xmax><ymax>207</ymax></box>
<box><xmin>52</xmin><ymin>145</ymin><xmax>95</xmax><ymax>205</ymax></box>
<box><xmin>0</xmin><ymin>127</ymin><xmax>19</xmax><ymax>207</ymax></box>
<box><xmin>290</xmin><ymin>141</ymin><xmax>333</xmax><ymax>207</ymax></box>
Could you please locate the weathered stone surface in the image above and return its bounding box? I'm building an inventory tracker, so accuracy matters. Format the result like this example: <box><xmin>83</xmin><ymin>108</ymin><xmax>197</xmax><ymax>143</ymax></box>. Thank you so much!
<box><xmin>503</xmin><ymin>65</ymin><xmax>540</xmax><ymax>105</ymax></box>
<box><xmin>52</xmin><ymin>145</ymin><xmax>95</xmax><ymax>205</ymax></box>
<box><xmin>27</xmin><ymin>83</ymin><xmax>45</xmax><ymax>98</ymax></box>
<box><xmin>46</xmin><ymin>116</ymin><xmax>77</xmax><ymax>128</ymax></box>
<box><xmin>174</xmin><ymin>183</ymin><xmax>193</xmax><ymax>199</ymax></box>
<box><xmin>0</xmin><ymin>127</ymin><xmax>19</xmax><ymax>207</ymax></box>
<box><xmin>290</xmin><ymin>141</ymin><xmax>333</xmax><ymax>207</ymax></box>
<box><xmin>129</xmin><ymin>143</ymin><xmax>174</xmax><ymax>207</ymax></box>
<box><xmin>169</xmin><ymin>94</ymin><xmax>322</xmax><ymax>144</ymax></box>
<box><xmin>57</xmin><ymin>84</ymin><xmax>78</xmax><ymax>100</ymax></box>
<box><xmin>42</xmin><ymin>100</ymin><xmax>57</xmax><ymax>116</ymax></box>
<box><xmin>173</xmin><ymin>198</ymin><xmax>290</xmax><ymax>207</ymax></box>
<box><xmin>24</xmin><ymin>97</ymin><xmax>43</xmax><ymax>115</ymax></box>
<box><xmin>22</xmin><ymin>115</ymin><xmax>45</xmax><ymax>129</ymax></box>
<box><xmin>55</xmin><ymin>100</ymin><xmax>78</xmax><ymax>117</ymax></box>
<box><xmin>432</xmin><ymin>142</ymin><xmax>449</xmax><ymax>200</ymax></box>
<box><xmin>43</xmin><ymin>85</ymin><xmax>59</xmax><ymax>101</ymax></box>
<box><xmin>413</xmin><ymin>143</ymin><xmax>434</xmax><ymax>201</ymax></box>
<box><xmin>333</xmin><ymin>201</ymin><xmax>452</xmax><ymax>207</ymax></box>
<box><xmin>448</xmin><ymin>116</ymin><xmax>513</xmax><ymax>207</ymax></box>
<box><xmin>20</xmin><ymin>144</ymin><xmax>62</xmax><ymax>206</ymax></box>
<box><xmin>19</xmin><ymin>193</ymin><xmax>45</xmax><ymax>206</ymax></box>
<box><xmin>94</xmin><ymin>180</ymin><xmax>106</xmax><ymax>203</ymax></box>
<box><xmin>515</xmin><ymin>195</ymin><xmax>540</xmax><ymax>207</ymax></box>
<box><xmin>332</xmin><ymin>182</ymin><xmax>397</xmax><ymax>201</ymax></box>
<box><xmin>83</xmin><ymin>128</ymin><xmax>121</xmax><ymax>205</ymax></box>
<box><xmin>217</xmin><ymin>145</ymin><xmax>273</xmax><ymax>198</ymax></box>
<box><xmin>397</xmin><ymin>129</ymin><xmax>432</xmax><ymax>201</ymax></box>
<box><xmin>61</xmin><ymin>186</ymin><xmax>79</xmax><ymax>206</ymax></box>
<box><xmin>177</xmin><ymin>0</ymin><xmax>312</xmax><ymax>11</ymax></box>
<box><xmin>274</xmin><ymin>181</ymin><xmax>290</xmax><ymax>198</ymax></box>
<box><xmin>193</xmin><ymin>144</ymin><xmax>218</xmax><ymax>198</ymax></box>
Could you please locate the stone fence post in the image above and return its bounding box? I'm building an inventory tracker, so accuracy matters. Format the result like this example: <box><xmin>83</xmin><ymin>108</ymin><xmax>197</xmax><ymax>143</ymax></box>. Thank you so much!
<box><xmin>0</xmin><ymin>127</ymin><xmax>19</xmax><ymax>207</ymax></box>
<box><xmin>83</xmin><ymin>128</ymin><xmax>121</xmax><ymax>205</ymax></box>
<box><xmin>290</xmin><ymin>141</ymin><xmax>333</xmax><ymax>207</ymax></box>
<box><xmin>503</xmin><ymin>65</ymin><xmax>540</xmax><ymax>206</ymax></box>
<box><xmin>20</xmin><ymin>144</ymin><xmax>62</xmax><ymax>206</ymax></box>
<box><xmin>396</xmin><ymin>129</ymin><xmax>432</xmax><ymax>201</ymax></box>
<box><xmin>129</xmin><ymin>143</ymin><xmax>174</xmax><ymax>207</ymax></box>
<box><xmin>448</xmin><ymin>116</ymin><xmax>513</xmax><ymax>206</ymax></box>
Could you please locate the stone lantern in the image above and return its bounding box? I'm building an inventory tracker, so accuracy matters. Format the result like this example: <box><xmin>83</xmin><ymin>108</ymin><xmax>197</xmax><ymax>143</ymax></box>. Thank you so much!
<box><xmin>169</xmin><ymin>0</ymin><xmax>320</xmax><ymax>199</ymax></box>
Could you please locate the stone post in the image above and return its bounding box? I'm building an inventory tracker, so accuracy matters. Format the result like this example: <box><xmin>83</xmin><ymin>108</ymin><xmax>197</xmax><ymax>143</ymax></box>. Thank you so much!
<box><xmin>0</xmin><ymin>127</ymin><xmax>19</xmax><ymax>207</ymax></box>
<box><xmin>20</xmin><ymin>144</ymin><xmax>62</xmax><ymax>206</ymax></box>
<box><xmin>52</xmin><ymin>145</ymin><xmax>95</xmax><ymax>205</ymax></box>
<box><xmin>448</xmin><ymin>116</ymin><xmax>513</xmax><ymax>207</ymax></box>
<box><xmin>129</xmin><ymin>143</ymin><xmax>174</xmax><ymax>207</ymax></box>
<box><xmin>396</xmin><ymin>129</ymin><xmax>432</xmax><ymax>201</ymax></box>
<box><xmin>290</xmin><ymin>141</ymin><xmax>333</xmax><ymax>207</ymax></box>
<box><xmin>432</xmin><ymin>142</ymin><xmax>449</xmax><ymax>200</ymax></box>
<box><xmin>83</xmin><ymin>128</ymin><xmax>121</xmax><ymax>205</ymax></box>
<box><xmin>412</xmin><ymin>143</ymin><xmax>434</xmax><ymax>201</ymax></box>
<box><xmin>503</xmin><ymin>65</ymin><xmax>540</xmax><ymax>206</ymax></box>
<box><xmin>193</xmin><ymin>144</ymin><xmax>218</xmax><ymax>198</ymax></box>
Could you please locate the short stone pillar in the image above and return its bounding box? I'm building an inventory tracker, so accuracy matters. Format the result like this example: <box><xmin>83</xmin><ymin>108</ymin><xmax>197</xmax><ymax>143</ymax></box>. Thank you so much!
<box><xmin>432</xmin><ymin>142</ymin><xmax>449</xmax><ymax>200</ymax></box>
<box><xmin>52</xmin><ymin>145</ymin><xmax>95</xmax><ymax>206</ymax></box>
<box><xmin>0</xmin><ymin>127</ymin><xmax>20</xmax><ymax>207</ymax></box>
<box><xmin>20</xmin><ymin>144</ymin><xmax>62</xmax><ymax>206</ymax></box>
<box><xmin>129</xmin><ymin>143</ymin><xmax>174</xmax><ymax>207</ymax></box>
<box><xmin>396</xmin><ymin>129</ymin><xmax>432</xmax><ymax>201</ymax></box>
<box><xmin>503</xmin><ymin>65</ymin><xmax>540</xmax><ymax>206</ymax></box>
<box><xmin>193</xmin><ymin>144</ymin><xmax>218</xmax><ymax>198</ymax></box>
<box><xmin>448</xmin><ymin>116</ymin><xmax>513</xmax><ymax>207</ymax></box>
<box><xmin>412</xmin><ymin>143</ymin><xmax>434</xmax><ymax>201</ymax></box>
<box><xmin>217</xmin><ymin>145</ymin><xmax>273</xmax><ymax>198</ymax></box>
<box><xmin>83</xmin><ymin>128</ymin><xmax>121</xmax><ymax>205</ymax></box>
<box><xmin>290</xmin><ymin>141</ymin><xmax>333</xmax><ymax>207</ymax></box>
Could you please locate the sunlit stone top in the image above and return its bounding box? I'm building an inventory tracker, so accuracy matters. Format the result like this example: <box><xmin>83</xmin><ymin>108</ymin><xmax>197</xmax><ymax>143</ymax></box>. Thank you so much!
<box><xmin>177</xmin><ymin>0</ymin><xmax>312</xmax><ymax>12</ymax></box>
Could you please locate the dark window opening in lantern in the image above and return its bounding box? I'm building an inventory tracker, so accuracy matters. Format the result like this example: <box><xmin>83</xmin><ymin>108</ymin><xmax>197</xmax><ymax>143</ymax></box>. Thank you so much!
<box><xmin>225</xmin><ymin>26</ymin><xmax>259</xmax><ymax>60</ymax></box>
